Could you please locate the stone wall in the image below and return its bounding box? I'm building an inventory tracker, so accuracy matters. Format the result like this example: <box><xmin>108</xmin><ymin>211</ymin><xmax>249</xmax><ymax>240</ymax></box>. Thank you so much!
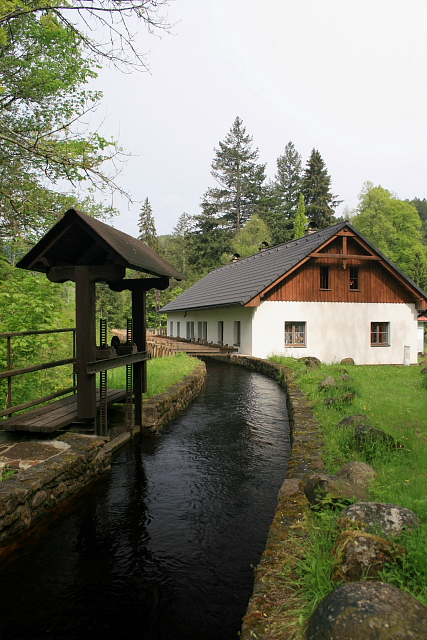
<box><xmin>141</xmin><ymin>361</ymin><xmax>207</xmax><ymax>432</ymax></box>
<box><xmin>218</xmin><ymin>354</ymin><xmax>324</xmax><ymax>640</ymax></box>
<box><xmin>0</xmin><ymin>361</ymin><xmax>207</xmax><ymax>549</ymax></box>
<box><xmin>0</xmin><ymin>433</ymin><xmax>111</xmax><ymax>547</ymax></box>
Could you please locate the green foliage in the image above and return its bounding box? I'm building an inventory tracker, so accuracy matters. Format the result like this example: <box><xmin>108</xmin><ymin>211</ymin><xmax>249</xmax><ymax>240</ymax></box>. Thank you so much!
<box><xmin>353</xmin><ymin>184</ymin><xmax>427</xmax><ymax>289</ymax></box>
<box><xmin>301</xmin><ymin>149</ymin><xmax>340</xmax><ymax>229</ymax></box>
<box><xmin>225</xmin><ymin>214</ymin><xmax>271</xmax><ymax>260</ymax></box>
<box><xmin>199</xmin><ymin>116</ymin><xmax>266</xmax><ymax>233</ymax></box>
<box><xmin>0</xmin><ymin>465</ymin><xmax>16</xmax><ymax>482</ymax></box>
<box><xmin>293</xmin><ymin>193</ymin><xmax>307</xmax><ymax>239</ymax></box>
<box><xmin>262</xmin><ymin>141</ymin><xmax>302</xmax><ymax>244</ymax></box>
<box><xmin>138</xmin><ymin>198</ymin><xmax>160</xmax><ymax>252</ymax></box>
<box><xmin>0</xmin><ymin>258</ymin><xmax>75</xmax><ymax>410</ymax></box>
<box><xmin>271</xmin><ymin>355</ymin><xmax>427</xmax><ymax>624</ymax></box>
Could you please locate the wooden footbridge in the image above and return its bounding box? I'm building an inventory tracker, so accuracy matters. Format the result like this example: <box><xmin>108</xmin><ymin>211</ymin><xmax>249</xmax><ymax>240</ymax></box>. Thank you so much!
<box><xmin>0</xmin><ymin>209</ymin><xmax>184</xmax><ymax>436</ymax></box>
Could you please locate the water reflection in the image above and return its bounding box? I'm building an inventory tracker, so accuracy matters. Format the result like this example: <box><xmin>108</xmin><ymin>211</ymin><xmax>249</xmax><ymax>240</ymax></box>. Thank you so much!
<box><xmin>0</xmin><ymin>360</ymin><xmax>290</xmax><ymax>640</ymax></box>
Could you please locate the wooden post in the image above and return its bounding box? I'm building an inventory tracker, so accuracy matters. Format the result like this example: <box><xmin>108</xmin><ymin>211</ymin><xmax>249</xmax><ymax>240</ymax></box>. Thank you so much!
<box><xmin>132</xmin><ymin>288</ymin><xmax>146</xmax><ymax>428</ymax></box>
<box><xmin>75</xmin><ymin>266</ymin><xmax>96</xmax><ymax>420</ymax></box>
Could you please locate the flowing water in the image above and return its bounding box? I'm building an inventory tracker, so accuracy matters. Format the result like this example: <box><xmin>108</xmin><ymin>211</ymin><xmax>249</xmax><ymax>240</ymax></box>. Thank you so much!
<box><xmin>0</xmin><ymin>360</ymin><xmax>290</xmax><ymax>640</ymax></box>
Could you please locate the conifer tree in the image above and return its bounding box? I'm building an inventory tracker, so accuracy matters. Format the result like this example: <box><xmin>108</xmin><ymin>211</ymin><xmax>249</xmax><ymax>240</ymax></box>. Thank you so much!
<box><xmin>301</xmin><ymin>149</ymin><xmax>340</xmax><ymax>229</ymax></box>
<box><xmin>293</xmin><ymin>193</ymin><xmax>307</xmax><ymax>239</ymax></box>
<box><xmin>262</xmin><ymin>141</ymin><xmax>303</xmax><ymax>245</ymax></box>
<box><xmin>138</xmin><ymin>198</ymin><xmax>160</xmax><ymax>252</ymax></box>
<box><xmin>200</xmin><ymin>117</ymin><xmax>266</xmax><ymax>232</ymax></box>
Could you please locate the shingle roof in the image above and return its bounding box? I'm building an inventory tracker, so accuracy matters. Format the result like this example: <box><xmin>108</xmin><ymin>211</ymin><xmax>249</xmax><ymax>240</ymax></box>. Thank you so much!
<box><xmin>162</xmin><ymin>223</ymin><xmax>342</xmax><ymax>312</ymax></box>
<box><xmin>162</xmin><ymin>221</ymin><xmax>427</xmax><ymax>313</ymax></box>
<box><xmin>17</xmin><ymin>208</ymin><xmax>184</xmax><ymax>280</ymax></box>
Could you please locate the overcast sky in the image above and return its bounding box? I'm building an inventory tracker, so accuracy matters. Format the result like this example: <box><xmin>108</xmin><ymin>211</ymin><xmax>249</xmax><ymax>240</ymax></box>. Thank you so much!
<box><xmin>87</xmin><ymin>0</ymin><xmax>427</xmax><ymax>238</ymax></box>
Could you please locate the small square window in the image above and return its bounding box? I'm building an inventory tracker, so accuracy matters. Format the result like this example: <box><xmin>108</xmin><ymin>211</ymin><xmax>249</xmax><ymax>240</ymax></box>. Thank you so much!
<box><xmin>350</xmin><ymin>267</ymin><xmax>359</xmax><ymax>290</ymax></box>
<box><xmin>284</xmin><ymin>322</ymin><xmax>306</xmax><ymax>347</ymax></box>
<box><xmin>371</xmin><ymin>322</ymin><xmax>389</xmax><ymax>346</ymax></box>
<box><xmin>320</xmin><ymin>266</ymin><xmax>330</xmax><ymax>290</ymax></box>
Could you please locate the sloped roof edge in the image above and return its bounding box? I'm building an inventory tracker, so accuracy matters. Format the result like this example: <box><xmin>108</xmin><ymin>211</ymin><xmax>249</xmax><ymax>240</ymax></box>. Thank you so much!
<box><xmin>162</xmin><ymin>221</ymin><xmax>427</xmax><ymax>313</ymax></box>
<box><xmin>17</xmin><ymin>209</ymin><xmax>184</xmax><ymax>280</ymax></box>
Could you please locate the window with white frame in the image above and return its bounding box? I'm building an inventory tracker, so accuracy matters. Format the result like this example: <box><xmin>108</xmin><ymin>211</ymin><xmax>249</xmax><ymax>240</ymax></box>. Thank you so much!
<box><xmin>186</xmin><ymin>321</ymin><xmax>194</xmax><ymax>340</ymax></box>
<box><xmin>233</xmin><ymin>321</ymin><xmax>241</xmax><ymax>346</ymax></box>
<box><xmin>284</xmin><ymin>321</ymin><xmax>306</xmax><ymax>347</ymax></box>
<box><xmin>169</xmin><ymin>321</ymin><xmax>173</xmax><ymax>336</ymax></box>
<box><xmin>176</xmin><ymin>321</ymin><xmax>180</xmax><ymax>338</ymax></box>
<box><xmin>371</xmin><ymin>322</ymin><xmax>389</xmax><ymax>346</ymax></box>
<box><xmin>202</xmin><ymin>321</ymin><xmax>207</xmax><ymax>341</ymax></box>
<box><xmin>197</xmin><ymin>321</ymin><xmax>203</xmax><ymax>340</ymax></box>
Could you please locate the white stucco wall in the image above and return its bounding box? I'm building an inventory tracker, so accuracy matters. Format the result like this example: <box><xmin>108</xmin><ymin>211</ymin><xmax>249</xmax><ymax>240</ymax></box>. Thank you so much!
<box><xmin>166</xmin><ymin>307</ymin><xmax>254</xmax><ymax>354</ymax></box>
<box><xmin>252</xmin><ymin>301</ymin><xmax>419</xmax><ymax>364</ymax></box>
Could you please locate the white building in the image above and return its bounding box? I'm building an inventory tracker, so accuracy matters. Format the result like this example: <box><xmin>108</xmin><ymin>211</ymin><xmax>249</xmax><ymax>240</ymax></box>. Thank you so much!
<box><xmin>162</xmin><ymin>222</ymin><xmax>427</xmax><ymax>365</ymax></box>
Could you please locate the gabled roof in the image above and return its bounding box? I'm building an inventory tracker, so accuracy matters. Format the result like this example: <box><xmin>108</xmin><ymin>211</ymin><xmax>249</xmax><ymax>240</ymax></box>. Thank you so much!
<box><xmin>162</xmin><ymin>221</ymin><xmax>427</xmax><ymax>312</ymax></box>
<box><xmin>17</xmin><ymin>208</ymin><xmax>184</xmax><ymax>280</ymax></box>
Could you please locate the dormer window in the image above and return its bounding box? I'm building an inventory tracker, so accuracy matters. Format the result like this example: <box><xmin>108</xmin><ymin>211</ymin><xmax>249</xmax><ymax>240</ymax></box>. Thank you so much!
<box><xmin>320</xmin><ymin>266</ymin><xmax>330</xmax><ymax>290</ymax></box>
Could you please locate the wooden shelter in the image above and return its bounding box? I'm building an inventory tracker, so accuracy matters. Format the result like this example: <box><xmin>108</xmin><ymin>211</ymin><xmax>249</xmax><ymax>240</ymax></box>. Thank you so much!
<box><xmin>15</xmin><ymin>208</ymin><xmax>183</xmax><ymax>433</ymax></box>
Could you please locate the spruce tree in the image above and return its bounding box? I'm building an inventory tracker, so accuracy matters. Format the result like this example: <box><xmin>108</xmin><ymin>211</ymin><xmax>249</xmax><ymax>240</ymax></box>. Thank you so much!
<box><xmin>138</xmin><ymin>198</ymin><xmax>160</xmax><ymax>252</ymax></box>
<box><xmin>200</xmin><ymin>117</ymin><xmax>266</xmax><ymax>232</ymax></box>
<box><xmin>262</xmin><ymin>141</ymin><xmax>303</xmax><ymax>245</ymax></box>
<box><xmin>301</xmin><ymin>149</ymin><xmax>340</xmax><ymax>229</ymax></box>
<box><xmin>293</xmin><ymin>193</ymin><xmax>307</xmax><ymax>239</ymax></box>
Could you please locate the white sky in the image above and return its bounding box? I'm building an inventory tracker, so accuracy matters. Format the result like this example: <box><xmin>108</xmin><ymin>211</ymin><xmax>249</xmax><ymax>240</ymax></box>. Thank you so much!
<box><xmin>87</xmin><ymin>0</ymin><xmax>427</xmax><ymax>237</ymax></box>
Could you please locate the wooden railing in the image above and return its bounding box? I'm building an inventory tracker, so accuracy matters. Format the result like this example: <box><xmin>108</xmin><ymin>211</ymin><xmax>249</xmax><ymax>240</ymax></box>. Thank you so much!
<box><xmin>0</xmin><ymin>328</ymin><xmax>76</xmax><ymax>418</ymax></box>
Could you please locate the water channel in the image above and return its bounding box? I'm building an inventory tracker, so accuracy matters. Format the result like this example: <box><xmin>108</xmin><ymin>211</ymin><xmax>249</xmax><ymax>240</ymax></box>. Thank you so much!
<box><xmin>0</xmin><ymin>360</ymin><xmax>290</xmax><ymax>640</ymax></box>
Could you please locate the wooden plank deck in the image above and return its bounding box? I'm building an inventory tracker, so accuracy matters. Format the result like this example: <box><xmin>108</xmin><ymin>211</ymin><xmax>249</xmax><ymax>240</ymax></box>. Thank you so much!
<box><xmin>1</xmin><ymin>389</ymin><xmax>126</xmax><ymax>433</ymax></box>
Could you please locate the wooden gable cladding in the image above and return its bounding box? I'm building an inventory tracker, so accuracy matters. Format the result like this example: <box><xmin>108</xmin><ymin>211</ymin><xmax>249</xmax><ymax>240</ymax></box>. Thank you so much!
<box><xmin>262</xmin><ymin>258</ymin><xmax>414</xmax><ymax>303</ymax></box>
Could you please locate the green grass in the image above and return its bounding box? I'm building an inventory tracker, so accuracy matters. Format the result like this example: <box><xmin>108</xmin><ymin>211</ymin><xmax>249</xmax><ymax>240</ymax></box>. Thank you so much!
<box><xmin>108</xmin><ymin>352</ymin><xmax>201</xmax><ymax>399</ymax></box>
<box><xmin>269</xmin><ymin>356</ymin><xmax>427</xmax><ymax>632</ymax></box>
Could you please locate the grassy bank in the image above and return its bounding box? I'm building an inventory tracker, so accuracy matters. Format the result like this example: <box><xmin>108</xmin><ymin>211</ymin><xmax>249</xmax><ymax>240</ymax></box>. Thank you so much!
<box><xmin>108</xmin><ymin>352</ymin><xmax>201</xmax><ymax>400</ymax></box>
<box><xmin>268</xmin><ymin>357</ymin><xmax>427</xmax><ymax>638</ymax></box>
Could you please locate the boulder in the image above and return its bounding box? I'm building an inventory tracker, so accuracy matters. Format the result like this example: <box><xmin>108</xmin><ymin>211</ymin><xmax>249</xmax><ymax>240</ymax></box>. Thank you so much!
<box><xmin>304</xmin><ymin>472</ymin><xmax>368</xmax><ymax>508</ymax></box>
<box><xmin>278</xmin><ymin>478</ymin><xmax>303</xmax><ymax>498</ymax></box>
<box><xmin>340</xmin><ymin>357</ymin><xmax>355</xmax><ymax>365</ymax></box>
<box><xmin>421</xmin><ymin>367</ymin><xmax>427</xmax><ymax>375</ymax></box>
<box><xmin>340</xmin><ymin>502</ymin><xmax>421</xmax><ymax>537</ymax></box>
<box><xmin>335</xmin><ymin>461</ymin><xmax>377</xmax><ymax>490</ymax></box>
<box><xmin>331</xmin><ymin>529</ymin><xmax>406</xmax><ymax>582</ymax></box>
<box><xmin>355</xmin><ymin>424</ymin><xmax>402</xmax><ymax>452</ymax></box>
<box><xmin>339</xmin><ymin>414</ymin><xmax>367</xmax><ymax>428</ymax></box>
<box><xmin>323</xmin><ymin>393</ymin><xmax>354</xmax><ymax>406</ymax></box>
<box><xmin>339</xmin><ymin>374</ymin><xmax>354</xmax><ymax>383</ymax></box>
<box><xmin>306</xmin><ymin>582</ymin><xmax>427</xmax><ymax>640</ymax></box>
<box><xmin>303</xmin><ymin>356</ymin><xmax>321</xmax><ymax>368</ymax></box>
<box><xmin>319</xmin><ymin>376</ymin><xmax>337</xmax><ymax>390</ymax></box>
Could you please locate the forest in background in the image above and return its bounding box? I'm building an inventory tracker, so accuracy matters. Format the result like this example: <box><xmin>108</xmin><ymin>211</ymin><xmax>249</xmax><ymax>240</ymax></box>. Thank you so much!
<box><xmin>1</xmin><ymin>1</ymin><xmax>427</xmax><ymax>340</ymax></box>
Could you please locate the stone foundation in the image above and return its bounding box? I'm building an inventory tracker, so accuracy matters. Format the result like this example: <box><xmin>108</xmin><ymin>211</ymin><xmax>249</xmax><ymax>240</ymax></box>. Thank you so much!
<box><xmin>0</xmin><ymin>433</ymin><xmax>111</xmax><ymax>546</ymax></box>
<box><xmin>141</xmin><ymin>361</ymin><xmax>207</xmax><ymax>432</ymax></box>
<box><xmin>0</xmin><ymin>360</ymin><xmax>207</xmax><ymax>548</ymax></box>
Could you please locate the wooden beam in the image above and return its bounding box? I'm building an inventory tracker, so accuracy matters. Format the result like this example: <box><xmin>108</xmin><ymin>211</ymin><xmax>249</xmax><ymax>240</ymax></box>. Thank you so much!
<box><xmin>309</xmin><ymin>253</ymin><xmax>382</xmax><ymax>260</ymax></box>
<box><xmin>86</xmin><ymin>351</ymin><xmax>149</xmax><ymax>374</ymax></box>
<box><xmin>75</xmin><ymin>266</ymin><xmax>96</xmax><ymax>420</ymax></box>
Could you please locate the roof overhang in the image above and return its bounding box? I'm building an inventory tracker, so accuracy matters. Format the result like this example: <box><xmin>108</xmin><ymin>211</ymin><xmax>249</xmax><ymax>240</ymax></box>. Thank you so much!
<box><xmin>17</xmin><ymin>208</ymin><xmax>184</xmax><ymax>281</ymax></box>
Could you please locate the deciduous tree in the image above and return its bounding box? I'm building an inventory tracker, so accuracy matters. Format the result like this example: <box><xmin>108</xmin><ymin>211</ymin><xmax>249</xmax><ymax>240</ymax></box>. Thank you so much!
<box><xmin>352</xmin><ymin>184</ymin><xmax>427</xmax><ymax>289</ymax></box>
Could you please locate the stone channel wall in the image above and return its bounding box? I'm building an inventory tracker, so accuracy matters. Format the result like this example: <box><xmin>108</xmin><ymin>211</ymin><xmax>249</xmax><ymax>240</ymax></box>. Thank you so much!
<box><xmin>0</xmin><ymin>433</ymin><xmax>111</xmax><ymax>547</ymax></box>
<box><xmin>222</xmin><ymin>354</ymin><xmax>324</xmax><ymax>640</ymax></box>
<box><xmin>0</xmin><ymin>361</ymin><xmax>207</xmax><ymax>549</ymax></box>
<box><xmin>141</xmin><ymin>361</ymin><xmax>207</xmax><ymax>433</ymax></box>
